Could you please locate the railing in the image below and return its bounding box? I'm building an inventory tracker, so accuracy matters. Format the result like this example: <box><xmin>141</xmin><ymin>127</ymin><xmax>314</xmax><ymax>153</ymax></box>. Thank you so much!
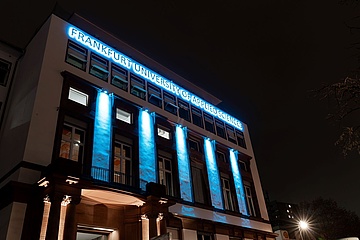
<box><xmin>90</xmin><ymin>166</ymin><xmax>148</xmax><ymax>191</ymax></box>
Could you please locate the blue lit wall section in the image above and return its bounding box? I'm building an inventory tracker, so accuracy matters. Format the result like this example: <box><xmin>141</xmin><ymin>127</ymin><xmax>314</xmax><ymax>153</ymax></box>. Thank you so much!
<box><xmin>138</xmin><ymin>109</ymin><xmax>156</xmax><ymax>190</ymax></box>
<box><xmin>175</xmin><ymin>125</ymin><xmax>193</xmax><ymax>202</ymax></box>
<box><xmin>92</xmin><ymin>91</ymin><xmax>112</xmax><ymax>181</ymax></box>
<box><xmin>204</xmin><ymin>138</ymin><xmax>224</xmax><ymax>210</ymax></box>
<box><xmin>229</xmin><ymin>149</ymin><xmax>248</xmax><ymax>215</ymax></box>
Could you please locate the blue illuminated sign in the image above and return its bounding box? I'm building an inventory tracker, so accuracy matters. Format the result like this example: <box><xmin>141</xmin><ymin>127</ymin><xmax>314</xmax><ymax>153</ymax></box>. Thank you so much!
<box><xmin>67</xmin><ymin>26</ymin><xmax>243</xmax><ymax>131</ymax></box>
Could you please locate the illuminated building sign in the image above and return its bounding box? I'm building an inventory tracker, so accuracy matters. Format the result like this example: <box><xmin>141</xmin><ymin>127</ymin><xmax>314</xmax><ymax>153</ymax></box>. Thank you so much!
<box><xmin>67</xmin><ymin>26</ymin><xmax>243</xmax><ymax>131</ymax></box>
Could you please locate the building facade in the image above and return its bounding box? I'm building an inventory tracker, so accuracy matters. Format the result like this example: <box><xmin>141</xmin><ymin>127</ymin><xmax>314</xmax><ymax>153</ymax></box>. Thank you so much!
<box><xmin>0</xmin><ymin>13</ymin><xmax>276</xmax><ymax>240</ymax></box>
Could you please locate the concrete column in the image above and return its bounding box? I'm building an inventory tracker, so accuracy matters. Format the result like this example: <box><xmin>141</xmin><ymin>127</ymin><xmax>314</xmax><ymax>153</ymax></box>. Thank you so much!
<box><xmin>63</xmin><ymin>196</ymin><xmax>80</xmax><ymax>240</ymax></box>
<box><xmin>45</xmin><ymin>192</ymin><xmax>63</xmax><ymax>240</ymax></box>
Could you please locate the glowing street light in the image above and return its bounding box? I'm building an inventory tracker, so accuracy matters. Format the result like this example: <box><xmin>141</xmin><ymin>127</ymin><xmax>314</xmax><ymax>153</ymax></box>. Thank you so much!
<box><xmin>298</xmin><ymin>220</ymin><xmax>309</xmax><ymax>240</ymax></box>
<box><xmin>299</xmin><ymin>220</ymin><xmax>309</xmax><ymax>230</ymax></box>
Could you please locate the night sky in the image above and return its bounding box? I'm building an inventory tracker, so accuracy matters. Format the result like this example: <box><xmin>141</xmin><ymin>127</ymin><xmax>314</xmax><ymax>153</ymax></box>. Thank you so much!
<box><xmin>2</xmin><ymin>0</ymin><xmax>360</xmax><ymax>216</ymax></box>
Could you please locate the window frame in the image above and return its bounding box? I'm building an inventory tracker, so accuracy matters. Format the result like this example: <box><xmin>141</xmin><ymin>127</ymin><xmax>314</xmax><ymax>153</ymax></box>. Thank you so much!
<box><xmin>65</xmin><ymin>41</ymin><xmax>88</xmax><ymax>71</ymax></box>
<box><xmin>111</xmin><ymin>64</ymin><xmax>128</xmax><ymax>91</ymax></box>
<box><xmin>0</xmin><ymin>58</ymin><xmax>12</xmax><ymax>87</ymax></box>
<box><xmin>89</xmin><ymin>53</ymin><xmax>109</xmax><ymax>81</ymax></box>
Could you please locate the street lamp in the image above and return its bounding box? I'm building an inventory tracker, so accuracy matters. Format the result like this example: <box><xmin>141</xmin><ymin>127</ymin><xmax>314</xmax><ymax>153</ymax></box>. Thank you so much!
<box><xmin>298</xmin><ymin>220</ymin><xmax>309</xmax><ymax>240</ymax></box>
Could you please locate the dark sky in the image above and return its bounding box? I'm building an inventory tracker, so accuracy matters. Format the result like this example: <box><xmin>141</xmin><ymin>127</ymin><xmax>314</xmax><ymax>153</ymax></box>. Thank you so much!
<box><xmin>2</xmin><ymin>0</ymin><xmax>360</xmax><ymax>215</ymax></box>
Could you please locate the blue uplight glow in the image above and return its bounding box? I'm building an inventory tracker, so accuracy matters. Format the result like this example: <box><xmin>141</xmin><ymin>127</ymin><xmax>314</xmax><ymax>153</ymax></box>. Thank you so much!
<box><xmin>204</xmin><ymin>138</ymin><xmax>224</xmax><ymax>210</ymax></box>
<box><xmin>175</xmin><ymin>125</ymin><xmax>193</xmax><ymax>202</ymax></box>
<box><xmin>92</xmin><ymin>91</ymin><xmax>112</xmax><ymax>181</ymax></box>
<box><xmin>67</xmin><ymin>26</ymin><xmax>243</xmax><ymax>131</ymax></box>
<box><xmin>229</xmin><ymin>149</ymin><xmax>248</xmax><ymax>215</ymax></box>
<box><xmin>139</xmin><ymin>109</ymin><xmax>156</xmax><ymax>190</ymax></box>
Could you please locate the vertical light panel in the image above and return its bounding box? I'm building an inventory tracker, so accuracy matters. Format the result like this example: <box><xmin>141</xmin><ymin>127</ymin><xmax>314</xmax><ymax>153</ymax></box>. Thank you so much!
<box><xmin>39</xmin><ymin>197</ymin><xmax>51</xmax><ymax>240</ymax></box>
<box><xmin>139</xmin><ymin>109</ymin><xmax>156</xmax><ymax>190</ymax></box>
<box><xmin>204</xmin><ymin>138</ymin><xmax>224</xmax><ymax>210</ymax></box>
<box><xmin>229</xmin><ymin>149</ymin><xmax>248</xmax><ymax>215</ymax></box>
<box><xmin>92</xmin><ymin>90</ymin><xmax>112</xmax><ymax>181</ymax></box>
<box><xmin>175</xmin><ymin>125</ymin><xmax>193</xmax><ymax>202</ymax></box>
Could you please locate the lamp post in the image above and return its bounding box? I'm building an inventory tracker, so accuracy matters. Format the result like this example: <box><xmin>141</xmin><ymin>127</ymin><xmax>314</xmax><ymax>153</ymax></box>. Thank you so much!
<box><xmin>298</xmin><ymin>220</ymin><xmax>309</xmax><ymax>240</ymax></box>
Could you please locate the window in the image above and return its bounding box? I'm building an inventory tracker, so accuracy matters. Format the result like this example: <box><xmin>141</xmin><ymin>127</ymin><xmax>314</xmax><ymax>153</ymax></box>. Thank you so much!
<box><xmin>221</xmin><ymin>177</ymin><xmax>235</xmax><ymax>211</ymax></box>
<box><xmin>0</xmin><ymin>58</ymin><xmax>11</xmax><ymax>86</ymax></box>
<box><xmin>148</xmin><ymin>83</ymin><xmax>162</xmax><ymax>107</ymax></box>
<box><xmin>178</xmin><ymin>99</ymin><xmax>190</xmax><ymax>121</ymax></box>
<box><xmin>197</xmin><ymin>232</ymin><xmax>213</xmax><ymax>240</ymax></box>
<box><xmin>164</xmin><ymin>92</ymin><xmax>178</xmax><ymax>115</ymax></box>
<box><xmin>157</xmin><ymin>125</ymin><xmax>171</xmax><ymax>140</ymax></box>
<box><xmin>89</xmin><ymin>53</ymin><xmax>109</xmax><ymax>81</ymax></box>
<box><xmin>116</xmin><ymin>108</ymin><xmax>132</xmax><ymax>124</ymax></box>
<box><xmin>130</xmin><ymin>75</ymin><xmax>146</xmax><ymax>99</ymax></box>
<box><xmin>192</xmin><ymin>166</ymin><xmax>208</xmax><ymax>204</ymax></box>
<box><xmin>111</xmin><ymin>65</ymin><xmax>128</xmax><ymax>91</ymax></box>
<box><xmin>216</xmin><ymin>150</ymin><xmax>227</xmax><ymax>163</ymax></box>
<box><xmin>226</xmin><ymin>125</ymin><xmax>237</xmax><ymax>144</ymax></box>
<box><xmin>239</xmin><ymin>160</ymin><xmax>248</xmax><ymax>172</ymax></box>
<box><xmin>189</xmin><ymin>138</ymin><xmax>200</xmax><ymax>152</ymax></box>
<box><xmin>215</xmin><ymin>120</ymin><xmax>226</xmax><ymax>139</ymax></box>
<box><xmin>158</xmin><ymin>153</ymin><xmax>174</xmax><ymax>196</ymax></box>
<box><xmin>245</xmin><ymin>184</ymin><xmax>256</xmax><ymax>216</ymax></box>
<box><xmin>236</xmin><ymin>130</ymin><xmax>246</xmax><ymax>148</ymax></box>
<box><xmin>204</xmin><ymin>113</ymin><xmax>215</xmax><ymax>133</ymax></box>
<box><xmin>65</xmin><ymin>41</ymin><xmax>87</xmax><ymax>71</ymax></box>
<box><xmin>113</xmin><ymin>136</ymin><xmax>133</xmax><ymax>186</ymax></box>
<box><xmin>191</xmin><ymin>107</ymin><xmax>203</xmax><ymax>128</ymax></box>
<box><xmin>68</xmin><ymin>87</ymin><xmax>88</xmax><ymax>106</ymax></box>
<box><xmin>59</xmin><ymin>117</ymin><xmax>86</xmax><ymax>162</ymax></box>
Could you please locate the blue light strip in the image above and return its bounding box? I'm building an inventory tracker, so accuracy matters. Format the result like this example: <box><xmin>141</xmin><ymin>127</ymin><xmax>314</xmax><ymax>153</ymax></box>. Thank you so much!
<box><xmin>204</xmin><ymin>138</ymin><xmax>224</xmax><ymax>210</ymax></box>
<box><xmin>67</xmin><ymin>26</ymin><xmax>243</xmax><ymax>131</ymax></box>
<box><xmin>138</xmin><ymin>109</ymin><xmax>156</xmax><ymax>190</ymax></box>
<box><xmin>229</xmin><ymin>149</ymin><xmax>248</xmax><ymax>215</ymax></box>
<box><xmin>175</xmin><ymin>125</ymin><xmax>193</xmax><ymax>202</ymax></box>
<box><xmin>92</xmin><ymin>90</ymin><xmax>112</xmax><ymax>181</ymax></box>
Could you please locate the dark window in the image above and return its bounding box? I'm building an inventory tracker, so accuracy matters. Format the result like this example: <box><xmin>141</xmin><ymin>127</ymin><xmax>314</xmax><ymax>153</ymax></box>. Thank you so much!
<box><xmin>0</xmin><ymin>58</ymin><xmax>11</xmax><ymax>86</ymax></box>
<box><xmin>178</xmin><ymin>99</ymin><xmax>190</xmax><ymax>121</ymax></box>
<box><xmin>189</xmin><ymin>138</ymin><xmax>201</xmax><ymax>152</ymax></box>
<box><xmin>239</xmin><ymin>160</ymin><xmax>248</xmax><ymax>172</ymax></box>
<box><xmin>221</xmin><ymin>177</ymin><xmax>235</xmax><ymax>211</ymax></box>
<box><xmin>130</xmin><ymin>75</ymin><xmax>146</xmax><ymax>100</ymax></box>
<box><xmin>216</xmin><ymin>150</ymin><xmax>227</xmax><ymax>163</ymax></box>
<box><xmin>204</xmin><ymin>113</ymin><xmax>215</xmax><ymax>133</ymax></box>
<box><xmin>111</xmin><ymin>65</ymin><xmax>128</xmax><ymax>91</ymax></box>
<box><xmin>245</xmin><ymin>184</ymin><xmax>257</xmax><ymax>217</ymax></box>
<box><xmin>226</xmin><ymin>125</ymin><xmax>237</xmax><ymax>144</ymax></box>
<box><xmin>164</xmin><ymin>92</ymin><xmax>178</xmax><ymax>115</ymax></box>
<box><xmin>197</xmin><ymin>232</ymin><xmax>213</xmax><ymax>240</ymax></box>
<box><xmin>158</xmin><ymin>153</ymin><xmax>174</xmax><ymax>196</ymax></box>
<box><xmin>148</xmin><ymin>83</ymin><xmax>162</xmax><ymax>108</ymax></box>
<box><xmin>65</xmin><ymin>41</ymin><xmax>87</xmax><ymax>71</ymax></box>
<box><xmin>236</xmin><ymin>130</ymin><xmax>246</xmax><ymax>149</ymax></box>
<box><xmin>192</xmin><ymin>166</ymin><xmax>209</xmax><ymax>205</ymax></box>
<box><xmin>89</xmin><ymin>53</ymin><xmax>109</xmax><ymax>81</ymax></box>
<box><xmin>215</xmin><ymin>120</ymin><xmax>226</xmax><ymax>139</ymax></box>
<box><xmin>191</xmin><ymin>107</ymin><xmax>203</xmax><ymax>128</ymax></box>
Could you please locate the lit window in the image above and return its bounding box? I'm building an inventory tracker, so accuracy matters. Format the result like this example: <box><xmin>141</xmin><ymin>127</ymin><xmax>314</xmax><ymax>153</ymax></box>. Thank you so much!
<box><xmin>65</xmin><ymin>41</ymin><xmax>87</xmax><ymax>71</ymax></box>
<box><xmin>113</xmin><ymin>138</ymin><xmax>133</xmax><ymax>186</ymax></box>
<box><xmin>89</xmin><ymin>53</ymin><xmax>109</xmax><ymax>81</ymax></box>
<box><xmin>59</xmin><ymin>117</ymin><xmax>86</xmax><ymax>162</ymax></box>
<box><xmin>68</xmin><ymin>87</ymin><xmax>88</xmax><ymax>106</ymax></box>
<box><xmin>0</xmin><ymin>58</ymin><xmax>11</xmax><ymax>86</ymax></box>
<box><xmin>116</xmin><ymin>108</ymin><xmax>132</xmax><ymax>124</ymax></box>
<box><xmin>157</xmin><ymin>126</ymin><xmax>171</xmax><ymax>140</ymax></box>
